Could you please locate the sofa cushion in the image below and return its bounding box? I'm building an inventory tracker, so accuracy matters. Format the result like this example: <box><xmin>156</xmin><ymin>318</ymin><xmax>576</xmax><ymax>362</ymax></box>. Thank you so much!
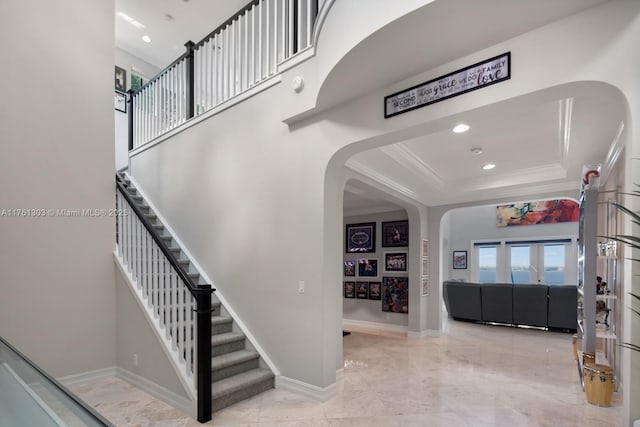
<box><xmin>513</xmin><ymin>284</ymin><xmax>548</xmax><ymax>327</ymax></box>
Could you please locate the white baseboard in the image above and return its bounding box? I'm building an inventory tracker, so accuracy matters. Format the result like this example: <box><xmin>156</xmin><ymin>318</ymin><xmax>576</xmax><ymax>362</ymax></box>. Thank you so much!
<box><xmin>116</xmin><ymin>367</ymin><xmax>194</xmax><ymax>417</ymax></box>
<box><xmin>276</xmin><ymin>375</ymin><xmax>337</xmax><ymax>401</ymax></box>
<box><xmin>57</xmin><ymin>367</ymin><xmax>117</xmax><ymax>387</ymax></box>
<box><xmin>427</xmin><ymin>329</ymin><xmax>441</xmax><ymax>337</ymax></box>
<box><xmin>336</xmin><ymin>368</ymin><xmax>344</xmax><ymax>379</ymax></box>
<box><xmin>343</xmin><ymin>319</ymin><xmax>408</xmax><ymax>334</ymax></box>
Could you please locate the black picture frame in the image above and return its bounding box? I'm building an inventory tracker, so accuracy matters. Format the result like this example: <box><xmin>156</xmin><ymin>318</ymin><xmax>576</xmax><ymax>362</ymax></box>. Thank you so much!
<box><xmin>356</xmin><ymin>282</ymin><xmax>369</xmax><ymax>299</ymax></box>
<box><xmin>453</xmin><ymin>250</ymin><xmax>468</xmax><ymax>269</ymax></box>
<box><xmin>381</xmin><ymin>220</ymin><xmax>409</xmax><ymax>247</ymax></box>
<box><xmin>382</xmin><ymin>276</ymin><xmax>409</xmax><ymax>313</ymax></box>
<box><xmin>357</xmin><ymin>258</ymin><xmax>378</xmax><ymax>277</ymax></box>
<box><xmin>344</xmin><ymin>281</ymin><xmax>355</xmax><ymax>299</ymax></box>
<box><xmin>115</xmin><ymin>91</ymin><xmax>127</xmax><ymax>113</ymax></box>
<box><xmin>368</xmin><ymin>281</ymin><xmax>381</xmax><ymax>300</ymax></box>
<box><xmin>346</xmin><ymin>222</ymin><xmax>376</xmax><ymax>253</ymax></box>
<box><xmin>384</xmin><ymin>252</ymin><xmax>407</xmax><ymax>272</ymax></box>
<box><xmin>115</xmin><ymin>66</ymin><xmax>126</xmax><ymax>92</ymax></box>
<box><xmin>343</xmin><ymin>260</ymin><xmax>356</xmax><ymax>277</ymax></box>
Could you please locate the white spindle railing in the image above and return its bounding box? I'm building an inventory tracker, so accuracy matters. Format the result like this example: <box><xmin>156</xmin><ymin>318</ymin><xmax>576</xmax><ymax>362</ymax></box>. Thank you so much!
<box><xmin>130</xmin><ymin>0</ymin><xmax>317</xmax><ymax>149</ymax></box>
<box><xmin>132</xmin><ymin>59</ymin><xmax>189</xmax><ymax>149</ymax></box>
<box><xmin>116</xmin><ymin>191</ymin><xmax>197</xmax><ymax>381</ymax></box>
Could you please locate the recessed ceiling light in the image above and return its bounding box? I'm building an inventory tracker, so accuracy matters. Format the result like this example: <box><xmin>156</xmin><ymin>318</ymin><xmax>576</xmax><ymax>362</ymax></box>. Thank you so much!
<box><xmin>142</xmin><ymin>35</ymin><xmax>151</xmax><ymax>43</ymax></box>
<box><xmin>482</xmin><ymin>163</ymin><xmax>496</xmax><ymax>170</ymax></box>
<box><xmin>470</xmin><ymin>147</ymin><xmax>483</xmax><ymax>156</ymax></box>
<box><xmin>453</xmin><ymin>123</ymin><xmax>470</xmax><ymax>133</ymax></box>
<box><xmin>117</xmin><ymin>12</ymin><xmax>146</xmax><ymax>29</ymax></box>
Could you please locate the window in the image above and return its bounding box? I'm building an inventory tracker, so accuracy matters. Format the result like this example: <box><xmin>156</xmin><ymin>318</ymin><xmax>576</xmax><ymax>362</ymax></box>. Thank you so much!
<box><xmin>472</xmin><ymin>239</ymin><xmax>574</xmax><ymax>284</ymax></box>
<box><xmin>510</xmin><ymin>245</ymin><xmax>531</xmax><ymax>284</ymax></box>
<box><xmin>543</xmin><ymin>244</ymin><xmax>565</xmax><ymax>285</ymax></box>
<box><xmin>478</xmin><ymin>246</ymin><xmax>497</xmax><ymax>283</ymax></box>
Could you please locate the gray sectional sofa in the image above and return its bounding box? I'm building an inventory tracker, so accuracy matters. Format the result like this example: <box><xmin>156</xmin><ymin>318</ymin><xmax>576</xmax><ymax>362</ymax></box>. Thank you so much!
<box><xmin>443</xmin><ymin>281</ymin><xmax>577</xmax><ymax>331</ymax></box>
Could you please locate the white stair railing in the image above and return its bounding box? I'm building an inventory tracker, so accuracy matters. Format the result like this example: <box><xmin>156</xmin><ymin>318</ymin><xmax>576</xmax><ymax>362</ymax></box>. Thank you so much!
<box><xmin>115</xmin><ymin>174</ymin><xmax>214</xmax><ymax>423</ymax></box>
<box><xmin>129</xmin><ymin>0</ymin><xmax>318</xmax><ymax>150</ymax></box>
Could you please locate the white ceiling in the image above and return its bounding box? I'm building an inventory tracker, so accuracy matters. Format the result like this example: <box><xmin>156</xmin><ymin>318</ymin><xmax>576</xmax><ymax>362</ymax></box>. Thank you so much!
<box><xmin>115</xmin><ymin>0</ymin><xmax>247</xmax><ymax>68</ymax></box>
<box><xmin>114</xmin><ymin>0</ymin><xmax>625</xmax><ymax>215</ymax></box>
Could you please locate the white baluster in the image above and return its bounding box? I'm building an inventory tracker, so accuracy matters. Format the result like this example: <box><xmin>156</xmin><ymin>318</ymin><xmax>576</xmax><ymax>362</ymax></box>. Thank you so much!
<box><xmin>177</xmin><ymin>279</ymin><xmax>185</xmax><ymax>363</ymax></box>
<box><xmin>266</xmin><ymin>0</ymin><xmax>271</xmax><ymax>75</ymax></box>
<box><xmin>258</xmin><ymin>1</ymin><xmax>264</xmax><ymax>80</ymax></box>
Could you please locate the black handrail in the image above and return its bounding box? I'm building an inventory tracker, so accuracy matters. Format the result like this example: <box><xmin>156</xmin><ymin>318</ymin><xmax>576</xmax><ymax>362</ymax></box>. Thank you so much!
<box><xmin>0</xmin><ymin>336</ymin><xmax>114</xmax><ymax>426</ymax></box>
<box><xmin>115</xmin><ymin>173</ymin><xmax>213</xmax><ymax>423</ymax></box>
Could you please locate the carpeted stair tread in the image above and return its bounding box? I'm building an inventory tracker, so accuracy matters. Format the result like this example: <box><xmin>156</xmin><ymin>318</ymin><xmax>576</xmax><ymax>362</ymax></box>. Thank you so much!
<box><xmin>212</xmin><ymin>332</ymin><xmax>244</xmax><ymax>345</ymax></box>
<box><xmin>212</xmin><ymin>349</ymin><xmax>259</xmax><ymax>370</ymax></box>
<box><xmin>212</xmin><ymin>368</ymin><xmax>274</xmax><ymax>399</ymax></box>
<box><xmin>212</xmin><ymin>316</ymin><xmax>233</xmax><ymax>326</ymax></box>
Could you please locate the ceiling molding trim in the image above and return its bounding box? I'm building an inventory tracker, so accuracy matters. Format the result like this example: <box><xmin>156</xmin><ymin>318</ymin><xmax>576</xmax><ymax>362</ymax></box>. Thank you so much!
<box><xmin>345</xmin><ymin>159</ymin><xmax>423</xmax><ymax>202</ymax></box>
<box><xmin>380</xmin><ymin>144</ymin><xmax>445</xmax><ymax>189</ymax></box>
<box><xmin>601</xmin><ymin>120</ymin><xmax>626</xmax><ymax>183</ymax></box>
<box><xmin>454</xmin><ymin>163</ymin><xmax>568</xmax><ymax>192</ymax></box>
<box><xmin>558</xmin><ymin>97</ymin><xmax>574</xmax><ymax>168</ymax></box>
<box><xmin>438</xmin><ymin>181</ymin><xmax>580</xmax><ymax>206</ymax></box>
<box><xmin>344</xmin><ymin>205</ymin><xmax>406</xmax><ymax>217</ymax></box>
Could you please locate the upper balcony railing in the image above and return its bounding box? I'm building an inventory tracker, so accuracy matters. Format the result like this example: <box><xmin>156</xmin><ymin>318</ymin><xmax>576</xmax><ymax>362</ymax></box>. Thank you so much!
<box><xmin>129</xmin><ymin>0</ymin><xmax>318</xmax><ymax>150</ymax></box>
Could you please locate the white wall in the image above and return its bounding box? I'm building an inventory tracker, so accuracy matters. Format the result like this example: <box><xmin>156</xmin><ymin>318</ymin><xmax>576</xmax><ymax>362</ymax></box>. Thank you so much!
<box><xmin>0</xmin><ymin>0</ymin><xmax>116</xmax><ymax>377</ymax></box>
<box><xmin>343</xmin><ymin>210</ymin><xmax>409</xmax><ymax>328</ymax></box>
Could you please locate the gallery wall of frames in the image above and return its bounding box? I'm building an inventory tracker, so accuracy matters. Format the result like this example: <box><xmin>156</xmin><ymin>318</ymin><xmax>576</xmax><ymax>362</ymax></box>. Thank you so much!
<box><xmin>343</xmin><ymin>211</ymin><xmax>425</xmax><ymax>325</ymax></box>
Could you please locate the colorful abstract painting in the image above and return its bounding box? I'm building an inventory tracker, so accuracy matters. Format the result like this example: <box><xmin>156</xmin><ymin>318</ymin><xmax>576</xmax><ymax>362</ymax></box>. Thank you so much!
<box><xmin>496</xmin><ymin>199</ymin><xmax>579</xmax><ymax>227</ymax></box>
<box><xmin>382</xmin><ymin>277</ymin><xmax>408</xmax><ymax>313</ymax></box>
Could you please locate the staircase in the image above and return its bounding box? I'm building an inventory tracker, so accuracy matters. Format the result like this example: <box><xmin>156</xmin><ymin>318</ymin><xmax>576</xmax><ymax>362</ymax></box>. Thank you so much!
<box><xmin>117</xmin><ymin>171</ymin><xmax>274</xmax><ymax>414</ymax></box>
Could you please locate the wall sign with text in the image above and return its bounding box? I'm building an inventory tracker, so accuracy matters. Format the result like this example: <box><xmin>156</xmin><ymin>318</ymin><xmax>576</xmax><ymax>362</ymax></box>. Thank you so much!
<box><xmin>384</xmin><ymin>52</ymin><xmax>511</xmax><ymax>118</ymax></box>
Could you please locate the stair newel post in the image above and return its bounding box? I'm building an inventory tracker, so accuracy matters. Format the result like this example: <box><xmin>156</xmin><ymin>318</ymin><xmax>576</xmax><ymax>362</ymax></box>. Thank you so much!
<box><xmin>184</xmin><ymin>41</ymin><xmax>196</xmax><ymax>120</ymax></box>
<box><xmin>127</xmin><ymin>89</ymin><xmax>135</xmax><ymax>151</ymax></box>
<box><xmin>194</xmin><ymin>285</ymin><xmax>213</xmax><ymax>423</ymax></box>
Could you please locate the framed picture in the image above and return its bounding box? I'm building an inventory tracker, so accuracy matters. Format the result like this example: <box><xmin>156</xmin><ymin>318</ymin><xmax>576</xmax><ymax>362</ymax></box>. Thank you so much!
<box><xmin>344</xmin><ymin>281</ymin><xmax>355</xmax><ymax>299</ymax></box>
<box><xmin>114</xmin><ymin>91</ymin><xmax>126</xmax><ymax>113</ymax></box>
<box><xmin>346</xmin><ymin>222</ymin><xmax>376</xmax><ymax>253</ymax></box>
<box><xmin>422</xmin><ymin>258</ymin><xmax>429</xmax><ymax>276</ymax></box>
<box><xmin>368</xmin><ymin>281</ymin><xmax>382</xmax><ymax>300</ymax></box>
<box><xmin>356</xmin><ymin>282</ymin><xmax>369</xmax><ymax>299</ymax></box>
<box><xmin>421</xmin><ymin>276</ymin><xmax>429</xmax><ymax>296</ymax></box>
<box><xmin>382</xmin><ymin>277</ymin><xmax>409</xmax><ymax>313</ymax></box>
<box><xmin>384</xmin><ymin>252</ymin><xmax>407</xmax><ymax>272</ymax></box>
<box><xmin>453</xmin><ymin>250</ymin><xmax>467</xmax><ymax>269</ymax></box>
<box><xmin>381</xmin><ymin>220</ymin><xmax>409</xmax><ymax>247</ymax></box>
<box><xmin>343</xmin><ymin>260</ymin><xmax>356</xmax><ymax>277</ymax></box>
<box><xmin>358</xmin><ymin>258</ymin><xmax>378</xmax><ymax>277</ymax></box>
<box><xmin>115</xmin><ymin>66</ymin><xmax>126</xmax><ymax>92</ymax></box>
<box><xmin>422</xmin><ymin>239</ymin><xmax>429</xmax><ymax>258</ymax></box>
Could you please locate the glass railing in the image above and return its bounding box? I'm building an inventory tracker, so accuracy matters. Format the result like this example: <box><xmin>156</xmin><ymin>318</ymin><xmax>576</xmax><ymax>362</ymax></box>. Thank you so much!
<box><xmin>0</xmin><ymin>336</ymin><xmax>113</xmax><ymax>426</ymax></box>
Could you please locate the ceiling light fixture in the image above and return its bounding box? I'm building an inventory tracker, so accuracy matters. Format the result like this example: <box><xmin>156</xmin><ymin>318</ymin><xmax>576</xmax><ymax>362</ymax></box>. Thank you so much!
<box><xmin>482</xmin><ymin>163</ymin><xmax>496</xmax><ymax>170</ymax></box>
<box><xmin>470</xmin><ymin>147</ymin><xmax>483</xmax><ymax>156</ymax></box>
<box><xmin>453</xmin><ymin>123</ymin><xmax>470</xmax><ymax>133</ymax></box>
<box><xmin>142</xmin><ymin>35</ymin><xmax>151</xmax><ymax>43</ymax></box>
<box><xmin>117</xmin><ymin>12</ymin><xmax>146</xmax><ymax>29</ymax></box>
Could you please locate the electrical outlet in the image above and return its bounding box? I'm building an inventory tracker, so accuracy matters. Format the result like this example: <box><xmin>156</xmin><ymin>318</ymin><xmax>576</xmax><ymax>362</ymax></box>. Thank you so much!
<box><xmin>298</xmin><ymin>281</ymin><xmax>305</xmax><ymax>294</ymax></box>
<box><xmin>133</xmin><ymin>354</ymin><xmax>139</xmax><ymax>367</ymax></box>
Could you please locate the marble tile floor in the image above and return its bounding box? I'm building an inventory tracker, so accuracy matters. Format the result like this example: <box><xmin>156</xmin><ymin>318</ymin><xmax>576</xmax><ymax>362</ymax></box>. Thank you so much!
<box><xmin>69</xmin><ymin>321</ymin><xmax>623</xmax><ymax>426</ymax></box>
